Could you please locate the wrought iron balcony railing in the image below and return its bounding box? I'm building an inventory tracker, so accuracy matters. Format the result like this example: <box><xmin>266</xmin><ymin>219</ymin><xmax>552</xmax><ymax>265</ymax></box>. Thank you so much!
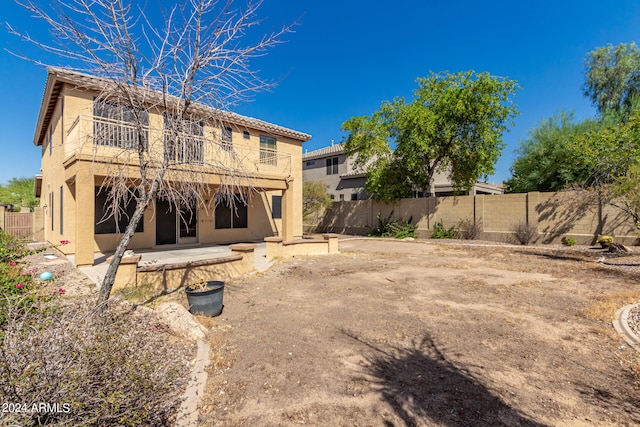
<box><xmin>70</xmin><ymin>115</ymin><xmax>292</xmax><ymax>176</ymax></box>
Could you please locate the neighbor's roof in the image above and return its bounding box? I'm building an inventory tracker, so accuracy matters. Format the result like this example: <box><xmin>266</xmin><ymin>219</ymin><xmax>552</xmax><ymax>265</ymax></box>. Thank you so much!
<box><xmin>303</xmin><ymin>142</ymin><xmax>371</xmax><ymax>179</ymax></box>
<box><xmin>302</xmin><ymin>143</ymin><xmax>344</xmax><ymax>160</ymax></box>
<box><xmin>33</xmin><ymin>67</ymin><xmax>312</xmax><ymax>146</ymax></box>
<box><xmin>340</xmin><ymin>168</ymin><xmax>367</xmax><ymax>179</ymax></box>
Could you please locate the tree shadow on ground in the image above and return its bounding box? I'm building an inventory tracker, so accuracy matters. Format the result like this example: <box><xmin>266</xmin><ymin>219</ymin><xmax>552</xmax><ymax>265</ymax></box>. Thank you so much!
<box><xmin>343</xmin><ymin>330</ymin><xmax>546</xmax><ymax>427</ymax></box>
<box><xmin>572</xmin><ymin>380</ymin><xmax>640</xmax><ymax>425</ymax></box>
<box><xmin>512</xmin><ymin>249</ymin><xmax>598</xmax><ymax>263</ymax></box>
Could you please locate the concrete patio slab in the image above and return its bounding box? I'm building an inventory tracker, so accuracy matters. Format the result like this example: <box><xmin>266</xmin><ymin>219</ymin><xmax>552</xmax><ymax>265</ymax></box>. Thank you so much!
<box><xmin>70</xmin><ymin>242</ymin><xmax>269</xmax><ymax>285</ymax></box>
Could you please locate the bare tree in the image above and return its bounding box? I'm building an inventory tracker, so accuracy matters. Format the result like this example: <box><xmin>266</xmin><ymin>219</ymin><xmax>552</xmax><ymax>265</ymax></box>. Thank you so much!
<box><xmin>8</xmin><ymin>0</ymin><xmax>295</xmax><ymax>303</ymax></box>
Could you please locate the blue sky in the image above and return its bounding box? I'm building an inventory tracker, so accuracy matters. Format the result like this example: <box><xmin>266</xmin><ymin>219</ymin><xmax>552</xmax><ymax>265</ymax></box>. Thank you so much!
<box><xmin>1</xmin><ymin>0</ymin><xmax>640</xmax><ymax>186</ymax></box>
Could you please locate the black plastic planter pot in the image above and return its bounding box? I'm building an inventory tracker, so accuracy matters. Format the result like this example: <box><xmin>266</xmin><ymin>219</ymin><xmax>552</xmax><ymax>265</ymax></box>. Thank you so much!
<box><xmin>185</xmin><ymin>280</ymin><xmax>224</xmax><ymax>317</ymax></box>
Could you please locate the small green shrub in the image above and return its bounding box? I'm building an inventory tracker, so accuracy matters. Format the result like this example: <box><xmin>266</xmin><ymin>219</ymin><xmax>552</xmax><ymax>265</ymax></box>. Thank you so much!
<box><xmin>368</xmin><ymin>211</ymin><xmax>416</xmax><ymax>239</ymax></box>
<box><xmin>564</xmin><ymin>236</ymin><xmax>577</xmax><ymax>246</ymax></box>
<box><xmin>431</xmin><ymin>221</ymin><xmax>458</xmax><ymax>239</ymax></box>
<box><xmin>597</xmin><ymin>235</ymin><xmax>614</xmax><ymax>245</ymax></box>
<box><xmin>0</xmin><ymin>229</ymin><xmax>41</xmax><ymax>263</ymax></box>
<box><xmin>368</xmin><ymin>212</ymin><xmax>395</xmax><ymax>237</ymax></box>
<box><xmin>0</xmin><ymin>230</ymin><xmax>42</xmax><ymax>326</ymax></box>
<box><xmin>388</xmin><ymin>220</ymin><xmax>417</xmax><ymax>239</ymax></box>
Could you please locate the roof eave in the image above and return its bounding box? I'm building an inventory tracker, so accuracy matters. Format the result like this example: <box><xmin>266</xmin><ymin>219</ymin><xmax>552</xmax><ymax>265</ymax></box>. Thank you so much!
<box><xmin>33</xmin><ymin>67</ymin><xmax>312</xmax><ymax>144</ymax></box>
<box><xmin>33</xmin><ymin>69</ymin><xmax>59</xmax><ymax>146</ymax></box>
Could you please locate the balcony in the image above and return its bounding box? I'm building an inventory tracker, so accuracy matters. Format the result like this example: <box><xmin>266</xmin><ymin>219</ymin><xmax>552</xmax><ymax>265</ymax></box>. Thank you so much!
<box><xmin>66</xmin><ymin>115</ymin><xmax>292</xmax><ymax>177</ymax></box>
<box><xmin>212</xmin><ymin>143</ymin><xmax>290</xmax><ymax>176</ymax></box>
<box><xmin>93</xmin><ymin>115</ymin><xmax>149</xmax><ymax>150</ymax></box>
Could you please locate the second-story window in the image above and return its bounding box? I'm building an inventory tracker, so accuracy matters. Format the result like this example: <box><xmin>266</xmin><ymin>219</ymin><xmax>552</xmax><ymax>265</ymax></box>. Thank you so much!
<box><xmin>222</xmin><ymin>126</ymin><xmax>233</xmax><ymax>151</ymax></box>
<box><xmin>259</xmin><ymin>135</ymin><xmax>277</xmax><ymax>165</ymax></box>
<box><xmin>164</xmin><ymin>114</ymin><xmax>204</xmax><ymax>164</ymax></box>
<box><xmin>93</xmin><ymin>100</ymin><xmax>149</xmax><ymax>150</ymax></box>
<box><xmin>326</xmin><ymin>157</ymin><xmax>339</xmax><ymax>175</ymax></box>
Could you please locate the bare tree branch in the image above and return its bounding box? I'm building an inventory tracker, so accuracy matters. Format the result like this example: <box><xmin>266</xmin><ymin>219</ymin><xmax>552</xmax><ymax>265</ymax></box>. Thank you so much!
<box><xmin>8</xmin><ymin>0</ymin><xmax>297</xmax><ymax>303</ymax></box>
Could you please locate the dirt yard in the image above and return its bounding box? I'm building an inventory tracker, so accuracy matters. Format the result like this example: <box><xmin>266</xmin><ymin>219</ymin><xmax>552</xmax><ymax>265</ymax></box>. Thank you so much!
<box><xmin>198</xmin><ymin>239</ymin><xmax>640</xmax><ymax>427</ymax></box>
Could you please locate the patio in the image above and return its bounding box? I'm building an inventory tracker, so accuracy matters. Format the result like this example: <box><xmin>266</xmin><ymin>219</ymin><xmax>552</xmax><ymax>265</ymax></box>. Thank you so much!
<box><xmin>71</xmin><ymin>242</ymin><xmax>270</xmax><ymax>285</ymax></box>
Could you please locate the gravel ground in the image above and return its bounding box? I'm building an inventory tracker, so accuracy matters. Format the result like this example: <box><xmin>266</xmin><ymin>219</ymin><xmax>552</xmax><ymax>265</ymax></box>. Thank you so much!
<box><xmin>626</xmin><ymin>305</ymin><xmax>640</xmax><ymax>339</ymax></box>
<box><xmin>598</xmin><ymin>250</ymin><xmax>640</xmax><ymax>340</ymax></box>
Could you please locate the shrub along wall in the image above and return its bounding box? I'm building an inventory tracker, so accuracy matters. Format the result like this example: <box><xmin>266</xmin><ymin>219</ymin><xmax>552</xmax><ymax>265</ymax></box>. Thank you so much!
<box><xmin>305</xmin><ymin>191</ymin><xmax>639</xmax><ymax>245</ymax></box>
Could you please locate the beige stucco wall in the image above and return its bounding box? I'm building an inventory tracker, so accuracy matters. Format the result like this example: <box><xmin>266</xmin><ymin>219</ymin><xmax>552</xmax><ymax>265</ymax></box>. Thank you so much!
<box><xmin>32</xmin><ymin>206</ymin><xmax>45</xmax><ymax>241</ymax></box>
<box><xmin>308</xmin><ymin>191</ymin><xmax>640</xmax><ymax>245</ymax></box>
<box><xmin>40</xmin><ymin>90</ymin><xmax>67</xmax><ymax>252</ymax></box>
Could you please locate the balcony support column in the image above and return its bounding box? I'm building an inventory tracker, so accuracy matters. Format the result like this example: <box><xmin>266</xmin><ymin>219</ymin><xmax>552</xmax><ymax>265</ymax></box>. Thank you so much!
<box><xmin>74</xmin><ymin>165</ymin><xmax>95</xmax><ymax>267</ymax></box>
<box><xmin>281</xmin><ymin>175</ymin><xmax>302</xmax><ymax>241</ymax></box>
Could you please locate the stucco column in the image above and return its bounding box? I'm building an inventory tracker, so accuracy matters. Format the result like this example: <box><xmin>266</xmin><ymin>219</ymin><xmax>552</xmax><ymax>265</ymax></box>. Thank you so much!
<box><xmin>281</xmin><ymin>185</ymin><xmax>295</xmax><ymax>242</ymax></box>
<box><xmin>281</xmin><ymin>172</ymin><xmax>303</xmax><ymax>240</ymax></box>
<box><xmin>74</xmin><ymin>167</ymin><xmax>95</xmax><ymax>267</ymax></box>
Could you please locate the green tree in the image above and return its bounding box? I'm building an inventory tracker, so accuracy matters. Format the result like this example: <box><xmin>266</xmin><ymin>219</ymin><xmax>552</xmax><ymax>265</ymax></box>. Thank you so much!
<box><xmin>505</xmin><ymin>111</ymin><xmax>600</xmax><ymax>193</ymax></box>
<box><xmin>571</xmin><ymin>110</ymin><xmax>640</xmax><ymax>228</ymax></box>
<box><xmin>583</xmin><ymin>42</ymin><xmax>640</xmax><ymax>115</ymax></box>
<box><xmin>0</xmin><ymin>177</ymin><xmax>39</xmax><ymax>210</ymax></box>
<box><xmin>611</xmin><ymin>164</ymin><xmax>640</xmax><ymax>229</ymax></box>
<box><xmin>342</xmin><ymin>71</ymin><xmax>519</xmax><ymax>201</ymax></box>
<box><xmin>574</xmin><ymin>110</ymin><xmax>640</xmax><ymax>187</ymax></box>
<box><xmin>303</xmin><ymin>181</ymin><xmax>332</xmax><ymax>222</ymax></box>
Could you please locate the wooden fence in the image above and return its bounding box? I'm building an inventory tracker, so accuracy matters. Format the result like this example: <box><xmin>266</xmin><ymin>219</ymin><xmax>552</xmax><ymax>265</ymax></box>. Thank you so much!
<box><xmin>4</xmin><ymin>212</ymin><xmax>33</xmax><ymax>239</ymax></box>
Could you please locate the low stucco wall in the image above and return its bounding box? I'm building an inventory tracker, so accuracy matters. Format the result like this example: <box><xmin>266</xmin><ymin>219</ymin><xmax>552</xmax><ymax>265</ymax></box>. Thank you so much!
<box><xmin>265</xmin><ymin>234</ymin><xmax>339</xmax><ymax>261</ymax></box>
<box><xmin>110</xmin><ymin>244</ymin><xmax>256</xmax><ymax>292</ymax></box>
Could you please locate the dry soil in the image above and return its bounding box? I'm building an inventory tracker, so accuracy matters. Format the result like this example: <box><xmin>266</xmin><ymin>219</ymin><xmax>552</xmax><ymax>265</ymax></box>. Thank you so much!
<box><xmin>198</xmin><ymin>239</ymin><xmax>640</xmax><ymax>427</ymax></box>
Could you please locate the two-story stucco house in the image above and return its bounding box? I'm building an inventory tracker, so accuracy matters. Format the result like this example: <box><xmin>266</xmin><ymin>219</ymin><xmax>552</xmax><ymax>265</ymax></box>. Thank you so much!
<box><xmin>302</xmin><ymin>143</ymin><xmax>504</xmax><ymax>200</ymax></box>
<box><xmin>34</xmin><ymin>68</ymin><xmax>310</xmax><ymax>267</ymax></box>
<box><xmin>302</xmin><ymin>143</ymin><xmax>368</xmax><ymax>202</ymax></box>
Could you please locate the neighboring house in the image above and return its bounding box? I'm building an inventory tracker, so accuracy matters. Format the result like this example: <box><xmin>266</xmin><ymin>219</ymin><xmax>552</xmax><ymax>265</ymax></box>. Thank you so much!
<box><xmin>33</xmin><ymin>68</ymin><xmax>310</xmax><ymax>267</ymax></box>
<box><xmin>302</xmin><ymin>143</ymin><xmax>504</xmax><ymax>199</ymax></box>
<box><xmin>302</xmin><ymin>143</ymin><xmax>368</xmax><ymax>201</ymax></box>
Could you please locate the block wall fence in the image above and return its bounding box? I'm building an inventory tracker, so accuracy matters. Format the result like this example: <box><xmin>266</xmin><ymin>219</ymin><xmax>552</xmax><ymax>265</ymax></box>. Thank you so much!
<box><xmin>305</xmin><ymin>191</ymin><xmax>640</xmax><ymax>245</ymax></box>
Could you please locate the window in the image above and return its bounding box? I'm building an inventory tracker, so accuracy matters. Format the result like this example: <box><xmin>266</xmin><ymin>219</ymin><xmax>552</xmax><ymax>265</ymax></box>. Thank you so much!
<box><xmin>326</xmin><ymin>157</ymin><xmax>338</xmax><ymax>175</ymax></box>
<box><xmin>271</xmin><ymin>195</ymin><xmax>282</xmax><ymax>219</ymax></box>
<box><xmin>95</xmin><ymin>188</ymin><xmax>144</xmax><ymax>234</ymax></box>
<box><xmin>305</xmin><ymin>161</ymin><xmax>316</xmax><ymax>167</ymax></box>
<box><xmin>330</xmin><ymin>194</ymin><xmax>335</xmax><ymax>200</ymax></box>
<box><xmin>164</xmin><ymin>114</ymin><xmax>204</xmax><ymax>163</ymax></box>
<box><xmin>351</xmin><ymin>193</ymin><xmax>358</xmax><ymax>201</ymax></box>
<box><xmin>93</xmin><ymin>100</ymin><xmax>149</xmax><ymax>150</ymax></box>
<box><xmin>243</xmin><ymin>130</ymin><xmax>250</xmax><ymax>139</ymax></box>
<box><xmin>339</xmin><ymin>194</ymin><xmax>344</xmax><ymax>201</ymax></box>
<box><xmin>259</xmin><ymin>135</ymin><xmax>277</xmax><ymax>165</ymax></box>
<box><xmin>59</xmin><ymin>186</ymin><xmax>63</xmax><ymax>234</ymax></box>
<box><xmin>215</xmin><ymin>196</ymin><xmax>248</xmax><ymax>229</ymax></box>
<box><xmin>60</xmin><ymin>97</ymin><xmax>64</xmax><ymax>145</ymax></box>
<box><xmin>222</xmin><ymin>126</ymin><xmax>233</xmax><ymax>151</ymax></box>
<box><xmin>50</xmin><ymin>192</ymin><xmax>54</xmax><ymax>231</ymax></box>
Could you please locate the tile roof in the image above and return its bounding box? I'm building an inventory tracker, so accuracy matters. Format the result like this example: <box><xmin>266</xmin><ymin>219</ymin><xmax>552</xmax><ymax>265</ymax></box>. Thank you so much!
<box><xmin>340</xmin><ymin>169</ymin><xmax>367</xmax><ymax>179</ymax></box>
<box><xmin>34</xmin><ymin>67</ymin><xmax>312</xmax><ymax>146</ymax></box>
<box><xmin>302</xmin><ymin>143</ymin><xmax>344</xmax><ymax>160</ymax></box>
